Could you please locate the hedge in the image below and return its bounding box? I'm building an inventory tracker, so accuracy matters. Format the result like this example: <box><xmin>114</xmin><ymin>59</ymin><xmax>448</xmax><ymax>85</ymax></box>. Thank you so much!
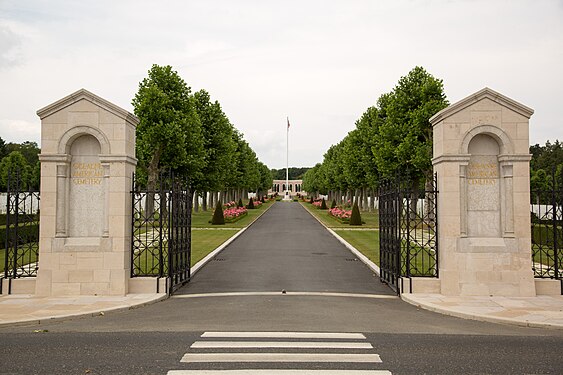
<box><xmin>0</xmin><ymin>213</ymin><xmax>38</xmax><ymax>227</ymax></box>
<box><xmin>532</xmin><ymin>224</ymin><xmax>563</xmax><ymax>245</ymax></box>
<box><xmin>0</xmin><ymin>222</ymin><xmax>40</xmax><ymax>250</ymax></box>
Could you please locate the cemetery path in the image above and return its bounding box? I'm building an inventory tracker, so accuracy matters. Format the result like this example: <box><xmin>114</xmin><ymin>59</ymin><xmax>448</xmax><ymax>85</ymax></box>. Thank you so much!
<box><xmin>177</xmin><ymin>201</ymin><xmax>391</xmax><ymax>295</ymax></box>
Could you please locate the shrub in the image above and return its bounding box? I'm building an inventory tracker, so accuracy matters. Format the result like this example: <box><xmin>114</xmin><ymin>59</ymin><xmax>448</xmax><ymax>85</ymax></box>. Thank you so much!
<box><xmin>211</xmin><ymin>201</ymin><xmax>225</xmax><ymax>225</ymax></box>
<box><xmin>349</xmin><ymin>202</ymin><xmax>362</xmax><ymax>226</ymax></box>
<box><xmin>331</xmin><ymin>199</ymin><xmax>336</xmax><ymax>209</ymax></box>
<box><xmin>247</xmin><ymin>197</ymin><xmax>255</xmax><ymax>209</ymax></box>
<box><xmin>237</xmin><ymin>198</ymin><xmax>243</xmax><ymax>208</ymax></box>
<box><xmin>320</xmin><ymin>198</ymin><xmax>327</xmax><ymax>210</ymax></box>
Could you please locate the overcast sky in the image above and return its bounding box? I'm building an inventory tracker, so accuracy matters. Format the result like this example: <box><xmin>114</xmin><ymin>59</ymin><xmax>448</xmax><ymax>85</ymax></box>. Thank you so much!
<box><xmin>1</xmin><ymin>0</ymin><xmax>562</xmax><ymax>169</ymax></box>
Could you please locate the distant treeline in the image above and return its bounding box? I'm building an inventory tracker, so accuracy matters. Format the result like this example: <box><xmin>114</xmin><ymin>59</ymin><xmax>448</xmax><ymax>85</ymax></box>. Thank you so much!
<box><xmin>0</xmin><ymin>138</ymin><xmax>41</xmax><ymax>191</ymax></box>
<box><xmin>270</xmin><ymin>167</ymin><xmax>311</xmax><ymax>180</ymax></box>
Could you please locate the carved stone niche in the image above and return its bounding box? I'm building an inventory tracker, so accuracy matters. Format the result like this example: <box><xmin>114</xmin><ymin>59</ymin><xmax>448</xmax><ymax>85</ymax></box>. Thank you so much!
<box><xmin>459</xmin><ymin>128</ymin><xmax>516</xmax><ymax>241</ymax></box>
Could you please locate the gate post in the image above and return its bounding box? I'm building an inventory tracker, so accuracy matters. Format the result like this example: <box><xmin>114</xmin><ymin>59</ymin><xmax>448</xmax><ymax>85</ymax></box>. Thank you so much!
<box><xmin>430</xmin><ymin>88</ymin><xmax>537</xmax><ymax>296</ymax></box>
<box><xmin>35</xmin><ymin>89</ymin><xmax>138</xmax><ymax>296</ymax></box>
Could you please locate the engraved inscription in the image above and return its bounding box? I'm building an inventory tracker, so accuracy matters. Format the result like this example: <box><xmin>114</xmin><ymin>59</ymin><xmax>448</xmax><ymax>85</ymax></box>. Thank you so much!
<box><xmin>467</xmin><ymin>162</ymin><xmax>498</xmax><ymax>185</ymax></box>
<box><xmin>71</xmin><ymin>162</ymin><xmax>103</xmax><ymax>185</ymax></box>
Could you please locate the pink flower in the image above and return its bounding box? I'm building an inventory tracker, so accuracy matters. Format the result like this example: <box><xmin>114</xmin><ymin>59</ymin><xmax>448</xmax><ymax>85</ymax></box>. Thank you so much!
<box><xmin>329</xmin><ymin>207</ymin><xmax>352</xmax><ymax>220</ymax></box>
<box><xmin>224</xmin><ymin>207</ymin><xmax>248</xmax><ymax>220</ymax></box>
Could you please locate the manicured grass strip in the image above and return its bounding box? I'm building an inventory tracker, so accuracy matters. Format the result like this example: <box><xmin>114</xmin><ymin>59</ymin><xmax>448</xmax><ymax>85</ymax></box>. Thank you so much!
<box><xmin>300</xmin><ymin>202</ymin><xmax>379</xmax><ymax>229</ymax></box>
<box><xmin>191</xmin><ymin>229</ymin><xmax>240</xmax><ymax>265</ymax></box>
<box><xmin>333</xmin><ymin>229</ymin><xmax>379</xmax><ymax>266</ymax></box>
<box><xmin>191</xmin><ymin>200</ymin><xmax>274</xmax><ymax>229</ymax></box>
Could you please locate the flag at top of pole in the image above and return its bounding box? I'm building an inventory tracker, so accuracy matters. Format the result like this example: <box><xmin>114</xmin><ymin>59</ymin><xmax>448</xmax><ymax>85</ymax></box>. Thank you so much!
<box><xmin>287</xmin><ymin>117</ymin><xmax>290</xmax><ymax>130</ymax></box>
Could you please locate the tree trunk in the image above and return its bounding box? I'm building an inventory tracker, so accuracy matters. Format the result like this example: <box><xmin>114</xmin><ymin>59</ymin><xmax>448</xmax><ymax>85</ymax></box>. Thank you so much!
<box><xmin>145</xmin><ymin>147</ymin><xmax>163</xmax><ymax>219</ymax></box>
<box><xmin>193</xmin><ymin>191</ymin><xmax>199</xmax><ymax>212</ymax></box>
<box><xmin>208</xmin><ymin>191</ymin><xmax>214</xmax><ymax>209</ymax></box>
<box><xmin>202</xmin><ymin>191</ymin><xmax>208</xmax><ymax>211</ymax></box>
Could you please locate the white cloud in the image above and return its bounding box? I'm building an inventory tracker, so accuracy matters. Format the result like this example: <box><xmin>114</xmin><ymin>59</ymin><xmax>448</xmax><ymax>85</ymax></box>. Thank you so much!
<box><xmin>0</xmin><ymin>0</ymin><xmax>562</xmax><ymax>168</ymax></box>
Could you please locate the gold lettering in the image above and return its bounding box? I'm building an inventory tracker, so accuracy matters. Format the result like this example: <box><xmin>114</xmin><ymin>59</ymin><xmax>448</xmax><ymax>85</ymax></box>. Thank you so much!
<box><xmin>71</xmin><ymin>163</ymin><xmax>103</xmax><ymax>185</ymax></box>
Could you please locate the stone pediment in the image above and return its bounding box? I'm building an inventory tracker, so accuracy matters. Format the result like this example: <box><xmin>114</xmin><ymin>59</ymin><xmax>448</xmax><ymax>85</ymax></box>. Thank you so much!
<box><xmin>36</xmin><ymin>88</ymin><xmax>139</xmax><ymax>125</ymax></box>
<box><xmin>429</xmin><ymin>87</ymin><xmax>534</xmax><ymax>125</ymax></box>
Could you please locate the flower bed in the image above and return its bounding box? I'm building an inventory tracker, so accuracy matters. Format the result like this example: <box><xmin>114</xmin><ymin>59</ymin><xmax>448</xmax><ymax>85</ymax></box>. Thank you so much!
<box><xmin>312</xmin><ymin>200</ymin><xmax>322</xmax><ymax>208</ymax></box>
<box><xmin>224</xmin><ymin>207</ymin><xmax>248</xmax><ymax>223</ymax></box>
<box><xmin>328</xmin><ymin>207</ymin><xmax>352</xmax><ymax>223</ymax></box>
<box><xmin>224</xmin><ymin>201</ymin><xmax>237</xmax><ymax>209</ymax></box>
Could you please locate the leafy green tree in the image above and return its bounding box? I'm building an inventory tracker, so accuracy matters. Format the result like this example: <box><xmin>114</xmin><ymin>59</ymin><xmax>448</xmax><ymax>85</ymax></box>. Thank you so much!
<box><xmin>132</xmin><ymin>64</ymin><xmax>204</xmax><ymax>189</ymax></box>
<box><xmin>373</xmin><ymin>66</ymin><xmax>449</xmax><ymax>183</ymax></box>
<box><xmin>302</xmin><ymin>163</ymin><xmax>321</xmax><ymax>196</ymax></box>
<box><xmin>5</xmin><ymin>141</ymin><xmax>40</xmax><ymax>166</ymax></box>
<box><xmin>531</xmin><ymin>140</ymin><xmax>563</xmax><ymax>172</ymax></box>
<box><xmin>258</xmin><ymin>162</ymin><xmax>273</xmax><ymax>196</ymax></box>
<box><xmin>0</xmin><ymin>151</ymin><xmax>30</xmax><ymax>190</ymax></box>
<box><xmin>233</xmin><ymin>136</ymin><xmax>260</xmax><ymax>195</ymax></box>
<box><xmin>0</xmin><ymin>136</ymin><xmax>7</xmax><ymax>159</ymax></box>
<box><xmin>193</xmin><ymin>89</ymin><xmax>237</xmax><ymax>209</ymax></box>
<box><xmin>30</xmin><ymin>161</ymin><xmax>41</xmax><ymax>190</ymax></box>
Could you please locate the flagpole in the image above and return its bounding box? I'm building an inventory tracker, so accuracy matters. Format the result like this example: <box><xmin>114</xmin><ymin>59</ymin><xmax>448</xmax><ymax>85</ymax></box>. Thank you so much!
<box><xmin>286</xmin><ymin>117</ymin><xmax>289</xmax><ymax>199</ymax></box>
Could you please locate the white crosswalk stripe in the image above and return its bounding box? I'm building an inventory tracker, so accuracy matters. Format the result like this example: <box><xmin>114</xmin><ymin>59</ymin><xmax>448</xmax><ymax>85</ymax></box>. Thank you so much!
<box><xmin>201</xmin><ymin>332</ymin><xmax>366</xmax><ymax>339</ymax></box>
<box><xmin>181</xmin><ymin>353</ymin><xmax>382</xmax><ymax>363</ymax></box>
<box><xmin>191</xmin><ymin>341</ymin><xmax>373</xmax><ymax>349</ymax></box>
<box><xmin>168</xmin><ymin>371</ymin><xmax>392</xmax><ymax>374</ymax></box>
<box><xmin>167</xmin><ymin>332</ymin><xmax>392</xmax><ymax>374</ymax></box>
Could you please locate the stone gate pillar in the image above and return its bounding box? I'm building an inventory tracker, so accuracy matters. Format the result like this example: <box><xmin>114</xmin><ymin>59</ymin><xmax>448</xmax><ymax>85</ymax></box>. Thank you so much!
<box><xmin>36</xmin><ymin>89</ymin><xmax>138</xmax><ymax>296</ymax></box>
<box><xmin>430</xmin><ymin>88</ymin><xmax>536</xmax><ymax>296</ymax></box>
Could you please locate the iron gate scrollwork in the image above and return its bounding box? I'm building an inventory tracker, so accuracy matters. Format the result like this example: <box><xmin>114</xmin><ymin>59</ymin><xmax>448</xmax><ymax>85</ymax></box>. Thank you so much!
<box><xmin>378</xmin><ymin>173</ymin><xmax>439</xmax><ymax>294</ymax></box>
<box><xmin>131</xmin><ymin>172</ymin><xmax>191</xmax><ymax>294</ymax></box>
<box><xmin>2</xmin><ymin>169</ymin><xmax>40</xmax><ymax>293</ymax></box>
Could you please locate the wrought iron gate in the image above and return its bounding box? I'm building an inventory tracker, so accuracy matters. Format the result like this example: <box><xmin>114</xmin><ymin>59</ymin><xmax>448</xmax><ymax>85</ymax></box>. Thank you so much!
<box><xmin>378</xmin><ymin>174</ymin><xmax>439</xmax><ymax>294</ymax></box>
<box><xmin>131</xmin><ymin>173</ymin><xmax>191</xmax><ymax>294</ymax></box>
<box><xmin>530</xmin><ymin>173</ymin><xmax>562</xmax><ymax>284</ymax></box>
<box><xmin>2</xmin><ymin>170</ymin><xmax>40</xmax><ymax>293</ymax></box>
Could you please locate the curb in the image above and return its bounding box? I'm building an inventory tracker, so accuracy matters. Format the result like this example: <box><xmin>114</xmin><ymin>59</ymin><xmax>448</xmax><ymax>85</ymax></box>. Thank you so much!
<box><xmin>0</xmin><ymin>294</ymin><xmax>168</xmax><ymax>328</ymax></box>
<box><xmin>299</xmin><ymin>203</ymin><xmax>380</xmax><ymax>276</ymax></box>
<box><xmin>400</xmin><ymin>293</ymin><xmax>563</xmax><ymax>330</ymax></box>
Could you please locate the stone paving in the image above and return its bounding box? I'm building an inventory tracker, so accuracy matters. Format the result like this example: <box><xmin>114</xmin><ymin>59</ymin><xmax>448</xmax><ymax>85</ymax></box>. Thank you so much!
<box><xmin>0</xmin><ymin>293</ymin><xmax>165</xmax><ymax>327</ymax></box>
<box><xmin>401</xmin><ymin>293</ymin><xmax>563</xmax><ymax>329</ymax></box>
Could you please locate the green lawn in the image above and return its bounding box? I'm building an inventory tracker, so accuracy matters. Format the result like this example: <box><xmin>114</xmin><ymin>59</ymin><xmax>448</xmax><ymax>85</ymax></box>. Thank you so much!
<box><xmin>191</xmin><ymin>200</ymin><xmax>274</xmax><ymax>228</ymax></box>
<box><xmin>334</xmin><ymin>229</ymin><xmax>379</xmax><ymax>265</ymax></box>
<box><xmin>191</xmin><ymin>229</ymin><xmax>240</xmax><ymax>265</ymax></box>
<box><xmin>132</xmin><ymin>201</ymin><xmax>273</xmax><ymax>275</ymax></box>
<box><xmin>300</xmin><ymin>201</ymin><xmax>379</xmax><ymax>228</ymax></box>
